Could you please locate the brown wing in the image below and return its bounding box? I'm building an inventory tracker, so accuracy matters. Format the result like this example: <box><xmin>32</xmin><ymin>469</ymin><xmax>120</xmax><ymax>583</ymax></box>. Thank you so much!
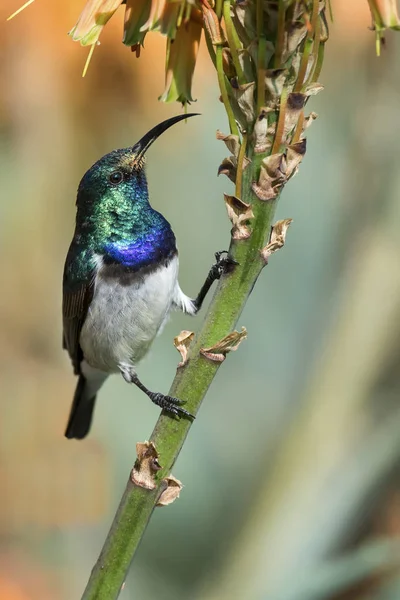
<box><xmin>63</xmin><ymin>278</ymin><xmax>94</xmax><ymax>375</ymax></box>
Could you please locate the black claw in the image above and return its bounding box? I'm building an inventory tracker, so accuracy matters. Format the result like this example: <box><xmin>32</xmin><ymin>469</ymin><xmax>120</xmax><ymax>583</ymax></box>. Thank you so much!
<box><xmin>214</xmin><ymin>250</ymin><xmax>228</xmax><ymax>262</ymax></box>
<box><xmin>192</xmin><ymin>251</ymin><xmax>239</xmax><ymax>314</ymax></box>
<box><xmin>150</xmin><ymin>393</ymin><xmax>195</xmax><ymax>420</ymax></box>
<box><xmin>213</xmin><ymin>251</ymin><xmax>239</xmax><ymax>278</ymax></box>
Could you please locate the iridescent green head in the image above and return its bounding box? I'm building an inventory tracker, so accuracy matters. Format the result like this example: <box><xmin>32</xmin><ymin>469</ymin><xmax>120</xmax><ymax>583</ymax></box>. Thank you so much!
<box><xmin>77</xmin><ymin>113</ymin><xmax>199</xmax><ymax>210</ymax></box>
<box><xmin>75</xmin><ymin>114</ymin><xmax>199</xmax><ymax>270</ymax></box>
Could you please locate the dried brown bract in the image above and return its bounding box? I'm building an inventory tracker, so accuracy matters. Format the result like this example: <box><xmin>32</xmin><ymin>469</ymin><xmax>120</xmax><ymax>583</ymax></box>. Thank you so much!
<box><xmin>224</xmin><ymin>194</ymin><xmax>254</xmax><ymax>240</ymax></box>
<box><xmin>131</xmin><ymin>441</ymin><xmax>162</xmax><ymax>490</ymax></box>
<box><xmin>174</xmin><ymin>330</ymin><xmax>195</xmax><ymax>367</ymax></box>
<box><xmin>200</xmin><ymin>327</ymin><xmax>247</xmax><ymax>363</ymax></box>
<box><xmin>157</xmin><ymin>475</ymin><xmax>183</xmax><ymax>507</ymax></box>
<box><xmin>217</xmin><ymin>130</ymin><xmax>251</xmax><ymax>182</ymax></box>
<box><xmin>260</xmin><ymin>219</ymin><xmax>293</xmax><ymax>265</ymax></box>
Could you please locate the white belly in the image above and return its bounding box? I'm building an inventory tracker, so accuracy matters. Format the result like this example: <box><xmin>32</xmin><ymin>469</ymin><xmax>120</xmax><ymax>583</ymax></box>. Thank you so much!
<box><xmin>80</xmin><ymin>256</ymin><xmax>179</xmax><ymax>372</ymax></box>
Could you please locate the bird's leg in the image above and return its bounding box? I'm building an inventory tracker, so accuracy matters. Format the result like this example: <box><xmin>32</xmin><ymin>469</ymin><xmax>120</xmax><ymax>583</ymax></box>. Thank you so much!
<box><xmin>192</xmin><ymin>251</ymin><xmax>238</xmax><ymax>314</ymax></box>
<box><xmin>119</xmin><ymin>365</ymin><xmax>194</xmax><ymax>419</ymax></box>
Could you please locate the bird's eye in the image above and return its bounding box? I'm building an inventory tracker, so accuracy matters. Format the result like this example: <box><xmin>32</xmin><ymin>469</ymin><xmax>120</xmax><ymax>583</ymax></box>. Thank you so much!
<box><xmin>109</xmin><ymin>171</ymin><xmax>123</xmax><ymax>185</ymax></box>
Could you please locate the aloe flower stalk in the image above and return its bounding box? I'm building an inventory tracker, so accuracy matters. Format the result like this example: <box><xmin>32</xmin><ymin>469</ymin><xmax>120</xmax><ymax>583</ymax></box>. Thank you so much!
<box><xmin>79</xmin><ymin>3</ymin><xmax>334</xmax><ymax>598</ymax></box>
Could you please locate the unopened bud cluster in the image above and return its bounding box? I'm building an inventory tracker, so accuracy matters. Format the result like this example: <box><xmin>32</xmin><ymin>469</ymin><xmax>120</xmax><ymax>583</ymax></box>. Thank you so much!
<box><xmin>214</xmin><ymin>1</ymin><xmax>328</xmax><ymax>208</ymax></box>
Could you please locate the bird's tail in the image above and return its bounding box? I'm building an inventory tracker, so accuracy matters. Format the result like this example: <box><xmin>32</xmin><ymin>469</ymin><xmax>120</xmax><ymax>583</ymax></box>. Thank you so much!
<box><xmin>65</xmin><ymin>369</ymin><xmax>107</xmax><ymax>440</ymax></box>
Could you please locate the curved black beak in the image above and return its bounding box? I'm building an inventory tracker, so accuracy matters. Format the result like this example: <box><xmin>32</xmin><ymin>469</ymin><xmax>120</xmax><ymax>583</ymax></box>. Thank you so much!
<box><xmin>132</xmin><ymin>113</ymin><xmax>200</xmax><ymax>163</ymax></box>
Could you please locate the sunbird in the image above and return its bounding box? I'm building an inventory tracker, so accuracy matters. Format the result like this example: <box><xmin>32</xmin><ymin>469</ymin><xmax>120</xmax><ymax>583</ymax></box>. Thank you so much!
<box><xmin>62</xmin><ymin>114</ymin><xmax>233</xmax><ymax>439</ymax></box>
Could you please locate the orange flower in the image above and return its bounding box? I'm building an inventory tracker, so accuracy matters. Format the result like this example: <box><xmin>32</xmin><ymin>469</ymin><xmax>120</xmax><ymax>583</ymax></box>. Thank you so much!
<box><xmin>67</xmin><ymin>0</ymin><xmax>202</xmax><ymax>100</ymax></box>
<box><xmin>123</xmin><ymin>0</ymin><xmax>202</xmax><ymax>104</ymax></box>
<box><xmin>69</xmin><ymin>0</ymin><xmax>124</xmax><ymax>46</ymax></box>
<box><xmin>160</xmin><ymin>10</ymin><xmax>202</xmax><ymax>104</ymax></box>
<box><xmin>368</xmin><ymin>0</ymin><xmax>400</xmax><ymax>29</ymax></box>
<box><xmin>123</xmin><ymin>0</ymin><xmax>152</xmax><ymax>49</ymax></box>
<box><xmin>123</xmin><ymin>0</ymin><xmax>181</xmax><ymax>51</ymax></box>
<box><xmin>367</xmin><ymin>0</ymin><xmax>400</xmax><ymax>54</ymax></box>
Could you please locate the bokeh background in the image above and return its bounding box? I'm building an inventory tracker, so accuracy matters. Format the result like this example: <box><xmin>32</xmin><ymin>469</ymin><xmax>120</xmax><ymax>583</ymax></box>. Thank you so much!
<box><xmin>1</xmin><ymin>1</ymin><xmax>400</xmax><ymax>599</ymax></box>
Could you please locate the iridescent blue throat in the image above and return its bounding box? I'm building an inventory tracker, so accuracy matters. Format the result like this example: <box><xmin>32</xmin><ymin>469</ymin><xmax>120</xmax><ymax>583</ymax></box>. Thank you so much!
<box><xmin>104</xmin><ymin>222</ymin><xmax>176</xmax><ymax>270</ymax></box>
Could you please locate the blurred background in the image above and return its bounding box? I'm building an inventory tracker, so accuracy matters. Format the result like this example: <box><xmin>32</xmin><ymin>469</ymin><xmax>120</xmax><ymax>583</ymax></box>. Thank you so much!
<box><xmin>1</xmin><ymin>1</ymin><xmax>400</xmax><ymax>599</ymax></box>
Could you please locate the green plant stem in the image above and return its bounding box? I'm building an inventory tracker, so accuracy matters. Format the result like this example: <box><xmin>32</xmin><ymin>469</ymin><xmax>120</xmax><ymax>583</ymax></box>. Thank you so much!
<box><xmin>305</xmin><ymin>14</ymin><xmax>321</xmax><ymax>87</ymax></box>
<box><xmin>294</xmin><ymin>37</ymin><xmax>313</xmax><ymax>92</ymax></box>
<box><xmin>223</xmin><ymin>0</ymin><xmax>246</xmax><ymax>85</ymax></box>
<box><xmin>235</xmin><ymin>133</ymin><xmax>247</xmax><ymax>197</ymax></box>
<box><xmin>81</xmin><ymin>147</ymin><xmax>278</xmax><ymax>600</ymax></box>
<box><xmin>271</xmin><ymin>88</ymin><xmax>288</xmax><ymax>154</ymax></box>
<box><xmin>256</xmin><ymin>0</ymin><xmax>267</xmax><ymax>112</ymax></box>
<box><xmin>274</xmin><ymin>0</ymin><xmax>285</xmax><ymax>68</ymax></box>
<box><xmin>203</xmin><ymin>26</ymin><xmax>217</xmax><ymax>68</ymax></box>
<box><xmin>293</xmin><ymin>0</ymin><xmax>318</xmax><ymax>91</ymax></box>
<box><xmin>312</xmin><ymin>41</ymin><xmax>325</xmax><ymax>83</ymax></box>
<box><xmin>216</xmin><ymin>44</ymin><xmax>240</xmax><ymax>136</ymax></box>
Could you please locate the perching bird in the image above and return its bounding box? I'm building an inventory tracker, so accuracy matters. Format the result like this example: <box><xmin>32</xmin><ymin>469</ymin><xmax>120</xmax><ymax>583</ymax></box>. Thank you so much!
<box><xmin>63</xmin><ymin>114</ymin><xmax>233</xmax><ymax>440</ymax></box>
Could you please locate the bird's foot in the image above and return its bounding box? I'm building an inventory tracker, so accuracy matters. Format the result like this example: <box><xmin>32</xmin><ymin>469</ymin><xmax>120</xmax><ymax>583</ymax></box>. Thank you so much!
<box><xmin>212</xmin><ymin>251</ymin><xmax>239</xmax><ymax>279</ymax></box>
<box><xmin>149</xmin><ymin>392</ymin><xmax>195</xmax><ymax>420</ymax></box>
<box><xmin>119</xmin><ymin>365</ymin><xmax>195</xmax><ymax>420</ymax></box>
<box><xmin>192</xmin><ymin>251</ymin><xmax>239</xmax><ymax>314</ymax></box>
